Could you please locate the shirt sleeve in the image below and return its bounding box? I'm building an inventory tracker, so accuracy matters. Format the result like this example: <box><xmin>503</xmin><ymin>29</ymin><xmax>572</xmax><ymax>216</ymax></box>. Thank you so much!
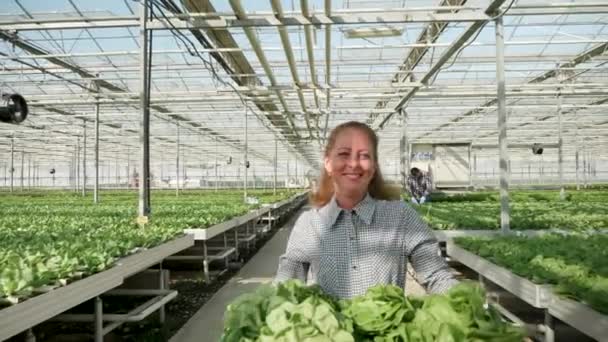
<box><xmin>274</xmin><ymin>211</ymin><xmax>318</xmax><ymax>284</ymax></box>
<box><xmin>406</xmin><ymin>177</ymin><xmax>415</xmax><ymax>196</ymax></box>
<box><xmin>402</xmin><ymin>205</ymin><xmax>458</xmax><ymax>294</ymax></box>
<box><xmin>424</xmin><ymin>174</ymin><xmax>433</xmax><ymax>192</ymax></box>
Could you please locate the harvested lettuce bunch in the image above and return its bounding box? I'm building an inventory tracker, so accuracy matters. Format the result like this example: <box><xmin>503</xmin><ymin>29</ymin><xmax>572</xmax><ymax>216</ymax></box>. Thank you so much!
<box><xmin>222</xmin><ymin>281</ymin><xmax>523</xmax><ymax>342</ymax></box>
<box><xmin>221</xmin><ymin>280</ymin><xmax>353</xmax><ymax>342</ymax></box>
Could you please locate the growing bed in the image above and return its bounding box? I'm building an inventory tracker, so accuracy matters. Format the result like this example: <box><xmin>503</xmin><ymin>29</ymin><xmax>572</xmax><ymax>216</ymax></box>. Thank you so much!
<box><xmin>448</xmin><ymin>234</ymin><xmax>608</xmax><ymax>341</ymax></box>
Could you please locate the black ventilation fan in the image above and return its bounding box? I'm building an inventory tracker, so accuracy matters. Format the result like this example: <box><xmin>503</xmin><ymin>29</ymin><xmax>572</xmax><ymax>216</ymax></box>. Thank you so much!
<box><xmin>532</xmin><ymin>143</ymin><xmax>544</xmax><ymax>155</ymax></box>
<box><xmin>50</xmin><ymin>168</ymin><xmax>56</xmax><ymax>175</ymax></box>
<box><xmin>0</xmin><ymin>94</ymin><xmax>28</xmax><ymax>124</ymax></box>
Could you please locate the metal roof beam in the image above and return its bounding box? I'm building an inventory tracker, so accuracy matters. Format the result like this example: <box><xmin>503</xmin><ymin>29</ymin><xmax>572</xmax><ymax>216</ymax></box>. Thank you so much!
<box><xmin>180</xmin><ymin>0</ymin><xmax>314</xmax><ymax>167</ymax></box>
<box><xmin>414</xmin><ymin>42</ymin><xmax>608</xmax><ymax>140</ymax></box>
<box><xmin>228</xmin><ymin>0</ymin><xmax>318</xmax><ymax>168</ymax></box>
<box><xmin>300</xmin><ymin>0</ymin><xmax>321</xmax><ymax>113</ymax></box>
<box><xmin>373</xmin><ymin>0</ymin><xmax>468</xmax><ymax>117</ymax></box>
<box><xmin>0</xmin><ymin>11</ymin><xmax>491</xmax><ymax>31</ymax></box>
<box><xmin>373</xmin><ymin>0</ymin><xmax>508</xmax><ymax>130</ymax></box>
<box><xmin>0</xmin><ymin>28</ymin><xmax>272</xmax><ymax>162</ymax></box>
<box><xmin>476</xmin><ymin>97</ymin><xmax>608</xmax><ymax>141</ymax></box>
<box><xmin>270</xmin><ymin>0</ymin><xmax>314</xmax><ymax>139</ymax></box>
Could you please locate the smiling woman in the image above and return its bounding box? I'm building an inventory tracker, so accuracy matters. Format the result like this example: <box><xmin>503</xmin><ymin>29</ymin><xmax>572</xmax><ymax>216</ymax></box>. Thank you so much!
<box><xmin>311</xmin><ymin>121</ymin><xmax>400</xmax><ymax>209</ymax></box>
<box><xmin>275</xmin><ymin>121</ymin><xmax>458</xmax><ymax>299</ymax></box>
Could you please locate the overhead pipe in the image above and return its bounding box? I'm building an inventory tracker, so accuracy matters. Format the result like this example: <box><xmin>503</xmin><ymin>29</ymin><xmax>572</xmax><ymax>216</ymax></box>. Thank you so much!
<box><xmin>300</xmin><ymin>0</ymin><xmax>320</xmax><ymax>111</ymax></box>
<box><xmin>270</xmin><ymin>0</ymin><xmax>313</xmax><ymax>139</ymax></box>
<box><xmin>228</xmin><ymin>0</ymin><xmax>298</xmax><ymax>137</ymax></box>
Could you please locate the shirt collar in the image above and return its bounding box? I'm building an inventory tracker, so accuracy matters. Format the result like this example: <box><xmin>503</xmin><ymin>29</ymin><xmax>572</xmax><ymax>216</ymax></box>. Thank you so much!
<box><xmin>319</xmin><ymin>193</ymin><xmax>376</xmax><ymax>228</ymax></box>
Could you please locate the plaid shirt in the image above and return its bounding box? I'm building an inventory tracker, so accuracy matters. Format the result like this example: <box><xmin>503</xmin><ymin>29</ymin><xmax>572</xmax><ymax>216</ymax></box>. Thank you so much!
<box><xmin>407</xmin><ymin>172</ymin><xmax>432</xmax><ymax>198</ymax></box>
<box><xmin>275</xmin><ymin>194</ymin><xmax>456</xmax><ymax>299</ymax></box>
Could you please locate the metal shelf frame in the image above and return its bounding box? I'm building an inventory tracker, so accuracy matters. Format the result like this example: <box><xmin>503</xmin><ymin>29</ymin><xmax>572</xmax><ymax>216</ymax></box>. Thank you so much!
<box><xmin>0</xmin><ymin>234</ymin><xmax>194</xmax><ymax>341</ymax></box>
<box><xmin>447</xmin><ymin>242</ymin><xmax>553</xmax><ymax>308</ymax></box>
<box><xmin>169</xmin><ymin>192</ymin><xmax>307</xmax><ymax>282</ymax></box>
<box><xmin>549</xmin><ymin>296</ymin><xmax>608</xmax><ymax>342</ymax></box>
<box><xmin>447</xmin><ymin>241</ymin><xmax>608</xmax><ymax>342</ymax></box>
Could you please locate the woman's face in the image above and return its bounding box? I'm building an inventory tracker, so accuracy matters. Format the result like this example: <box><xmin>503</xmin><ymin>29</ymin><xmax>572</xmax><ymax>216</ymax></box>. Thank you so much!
<box><xmin>324</xmin><ymin>128</ymin><xmax>376</xmax><ymax>197</ymax></box>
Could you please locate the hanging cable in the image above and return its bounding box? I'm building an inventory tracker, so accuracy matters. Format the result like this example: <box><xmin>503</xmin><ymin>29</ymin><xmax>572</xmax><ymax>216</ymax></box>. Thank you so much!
<box><xmin>135</xmin><ymin>0</ymin><xmax>284</xmax><ymax>160</ymax></box>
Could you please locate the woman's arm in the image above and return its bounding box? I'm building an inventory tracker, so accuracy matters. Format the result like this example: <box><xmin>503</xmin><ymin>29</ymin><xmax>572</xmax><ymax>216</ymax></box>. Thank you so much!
<box><xmin>274</xmin><ymin>211</ymin><xmax>318</xmax><ymax>283</ymax></box>
<box><xmin>402</xmin><ymin>205</ymin><xmax>458</xmax><ymax>293</ymax></box>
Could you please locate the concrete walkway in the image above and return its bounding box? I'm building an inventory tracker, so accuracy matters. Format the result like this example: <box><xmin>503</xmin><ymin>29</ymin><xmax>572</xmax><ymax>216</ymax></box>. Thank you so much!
<box><xmin>170</xmin><ymin>207</ymin><xmax>305</xmax><ymax>342</ymax></box>
<box><xmin>170</xmin><ymin>205</ymin><xmax>427</xmax><ymax>342</ymax></box>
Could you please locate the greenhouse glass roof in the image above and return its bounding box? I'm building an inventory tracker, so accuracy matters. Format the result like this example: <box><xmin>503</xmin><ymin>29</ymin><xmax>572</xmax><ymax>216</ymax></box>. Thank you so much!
<box><xmin>0</xmin><ymin>0</ymin><xmax>607</xmax><ymax>174</ymax></box>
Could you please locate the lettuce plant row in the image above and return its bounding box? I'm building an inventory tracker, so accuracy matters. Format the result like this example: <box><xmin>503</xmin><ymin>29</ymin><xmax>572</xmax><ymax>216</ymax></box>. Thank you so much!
<box><xmin>410</xmin><ymin>190</ymin><xmax>608</xmax><ymax>230</ymax></box>
<box><xmin>0</xmin><ymin>189</ymin><xmax>299</xmax><ymax>306</ymax></box>
<box><xmin>454</xmin><ymin>234</ymin><xmax>608</xmax><ymax>314</ymax></box>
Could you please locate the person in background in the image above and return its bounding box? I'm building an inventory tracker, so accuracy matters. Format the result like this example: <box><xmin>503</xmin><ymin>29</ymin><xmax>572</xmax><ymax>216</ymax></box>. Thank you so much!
<box><xmin>407</xmin><ymin>167</ymin><xmax>432</xmax><ymax>205</ymax></box>
<box><xmin>274</xmin><ymin>121</ymin><xmax>456</xmax><ymax>299</ymax></box>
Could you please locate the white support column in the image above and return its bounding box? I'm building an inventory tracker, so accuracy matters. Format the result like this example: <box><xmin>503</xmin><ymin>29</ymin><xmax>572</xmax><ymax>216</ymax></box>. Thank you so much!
<box><xmin>176</xmin><ymin>123</ymin><xmax>180</xmax><ymax>197</ymax></box>
<box><xmin>72</xmin><ymin>150</ymin><xmax>77</xmax><ymax>192</ymax></box>
<box><xmin>575</xmin><ymin>111</ymin><xmax>580</xmax><ymax>190</ymax></box>
<box><xmin>76</xmin><ymin>137</ymin><xmax>80</xmax><ymax>192</ymax></box>
<box><xmin>20</xmin><ymin>150</ymin><xmax>24</xmax><ymax>191</ymax></box>
<box><xmin>575</xmin><ymin>150</ymin><xmax>580</xmax><ymax>190</ymax></box>
<box><xmin>468</xmin><ymin>144</ymin><xmax>473</xmax><ymax>189</ymax></box>
<box><xmin>286</xmin><ymin>156</ymin><xmax>290</xmax><ymax>187</ymax></box>
<box><xmin>138</xmin><ymin>0</ymin><xmax>152</xmax><ymax>218</ymax></box>
<box><xmin>295</xmin><ymin>158</ymin><xmax>298</xmax><ymax>187</ymax></box>
<box><xmin>473</xmin><ymin>153</ymin><xmax>478</xmax><ymax>186</ymax></box>
<box><xmin>495</xmin><ymin>16</ymin><xmax>510</xmax><ymax>233</ymax></box>
<box><xmin>126</xmin><ymin>146</ymin><xmax>130</xmax><ymax>189</ymax></box>
<box><xmin>274</xmin><ymin>137</ymin><xmax>277</xmax><ymax>195</ymax></box>
<box><xmin>583</xmin><ymin>146</ymin><xmax>588</xmax><ymax>188</ymax></box>
<box><xmin>399</xmin><ymin>109</ymin><xmax>408</xmax><ymax>191</ymax></box>
<box><xmin>159</xmin><ymin>149</ymin><xmax>164</xmax><ymax>188</ymax></box>
<box><xmin>539</xmin><ymin>155</ymin><xmax>544</xmax><ymax>185</ymax></box>
<box><xmin>27</xmin><ymin>156</ymin><xmax>31</xmax><ymax>190</ymax></box>
<box><xmin>82</xmin><ymin>119</ymin><xmax>87</xmax><ymax>197</ymax></box>
<box><xmin>115</xmin><ymin>155</ymin><xmax>119</xmax><ymax>189</ymax></box>
<box><xmin>556</xmin><ymin>65</ymin><xmax>565</xmax><ymax>200</ymax></box>
<box><xmin>214</xmin><ymin>138</ymin><xmax>219</xmax><ymax>192</ymax></box>
<box><xmin>182</xmin><ymin>149</ymin><xmax>186</xmax><ymax>189</ymax></box>
<box><xmin>244</xmin><ymin>105</ymin><xmax>248</xmax><ymax>201</ymax></box>
<box><xmin>587</xmin><ymin>154</ymin><xmax>592</xmax><ymax>185</ymax></box>
<box><xmin>407</xmin><ymin>143</ymin><xmax>412</xmax><ymax>183</ymax></box>
<box><xmin>94</xmin><ymin>93</ymin><xmax>100</xmax><ymax>204</ymax></box>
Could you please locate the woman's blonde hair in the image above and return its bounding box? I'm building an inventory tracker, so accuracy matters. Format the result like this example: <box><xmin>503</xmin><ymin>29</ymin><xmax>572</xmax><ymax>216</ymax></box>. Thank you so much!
<box><xmin>309</xmin><ymin>121</ymin><xmax>400</xmax><ymax>207</ymax></box>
